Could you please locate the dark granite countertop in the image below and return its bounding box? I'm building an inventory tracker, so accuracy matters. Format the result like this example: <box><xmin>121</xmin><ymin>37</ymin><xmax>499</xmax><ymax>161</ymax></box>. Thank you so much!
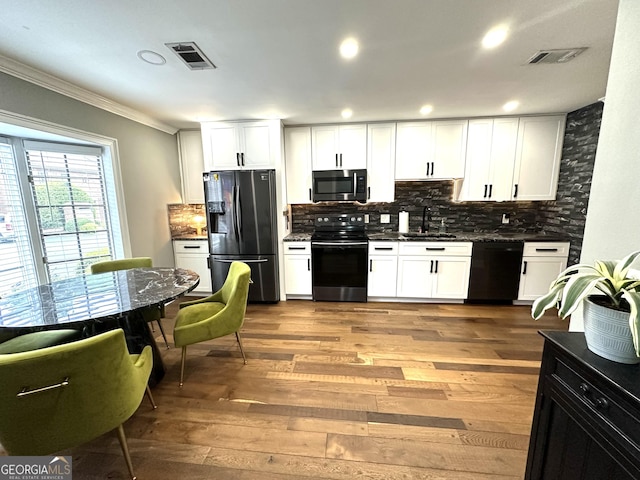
<box><xmin>172</xmin><ymin>235</ymin><xmax>208</xmax><ymax>241</ymax></box>
<box><xmin>284</xmin><ymin>232</ymin><xmax>569</xmax><ymax>243</ymax></box>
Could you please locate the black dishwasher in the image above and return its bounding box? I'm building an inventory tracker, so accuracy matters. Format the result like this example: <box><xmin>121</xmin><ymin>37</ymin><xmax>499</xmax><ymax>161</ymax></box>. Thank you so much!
<box><xmin>466</xmin><ymin>241</ymin><xmax>524</xmax><ymax>303</ymax></box>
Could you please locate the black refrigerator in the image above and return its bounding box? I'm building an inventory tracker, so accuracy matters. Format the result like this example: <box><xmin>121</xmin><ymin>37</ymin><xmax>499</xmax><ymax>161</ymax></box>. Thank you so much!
<box><xmin>203</xmin><ymin>169</ymin><xmax>280</xmax><ymax>303</ymax></box>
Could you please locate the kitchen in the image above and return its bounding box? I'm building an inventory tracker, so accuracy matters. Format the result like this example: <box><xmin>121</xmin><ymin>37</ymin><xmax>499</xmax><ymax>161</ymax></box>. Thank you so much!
<box><xmin>171</xmin><ymin>102</ymin><xmax>600</xmax><ymax>307</ymax></box>
<box><xmin>1</xmin><ymin>1</ymin><xmax>639</xmax><ymax>478</ymax></box>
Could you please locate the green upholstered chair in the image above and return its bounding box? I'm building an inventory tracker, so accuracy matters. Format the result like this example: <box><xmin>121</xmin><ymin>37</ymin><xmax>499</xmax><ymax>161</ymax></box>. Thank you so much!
<box><xmin>0</xmin><ymin>329</ymin><xmax>82</xmax><ymax>354</ymax></box>
<box><xmin>174</xmin><ymin>261</ymin><xmax>251</xmax><ymax>387</ymax></box>
<box><xmin>90</xmin><ymin>256</ymin><xmax>169</xmax><ymax>347</ymax></box>
<box><xmin>0</xmin><ymin>329</ymin><xmax>153</xmax><ymax>480</ymax></box>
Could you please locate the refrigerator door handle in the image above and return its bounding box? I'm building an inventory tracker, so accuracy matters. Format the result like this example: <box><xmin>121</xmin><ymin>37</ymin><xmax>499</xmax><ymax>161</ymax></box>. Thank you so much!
<box><xmin>212</xmin><ymin>258</ymin><xmax>268</xmax><ymax>264</ymax></box>
<box><xmin>232</xmin><ymin>185</ymin><xmax>240</xmax><ymax>241</ymax></box>
<box><xmin>235</xmin><ymin>182</ymin><xmax>243</xmax><ymax>241</ymax></box>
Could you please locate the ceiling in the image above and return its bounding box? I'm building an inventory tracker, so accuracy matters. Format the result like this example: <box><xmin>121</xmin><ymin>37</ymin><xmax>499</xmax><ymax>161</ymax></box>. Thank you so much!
<box><xmin>0</xmin><ymin>0</ymin><xmax>619</xmax><ymax>133</ymax></box>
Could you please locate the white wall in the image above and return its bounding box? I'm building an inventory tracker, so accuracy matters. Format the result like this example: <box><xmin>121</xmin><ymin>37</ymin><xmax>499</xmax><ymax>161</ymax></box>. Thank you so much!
<box><xmin>0</xmin><ymin>72</ymin><xmax>182</xmax><ymax>267</ymax></box>
<box><xmin>570</xmin><ymin>0</ymin><xmax>640</xmax><ymax>330</ymax></box>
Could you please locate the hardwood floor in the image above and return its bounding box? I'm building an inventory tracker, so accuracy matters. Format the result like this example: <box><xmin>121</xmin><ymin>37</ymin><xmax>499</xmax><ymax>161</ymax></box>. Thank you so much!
<box><xmin>60</xmin><ymin>300</ymin><xmax>566</xmax><ymax>478</ymax></box>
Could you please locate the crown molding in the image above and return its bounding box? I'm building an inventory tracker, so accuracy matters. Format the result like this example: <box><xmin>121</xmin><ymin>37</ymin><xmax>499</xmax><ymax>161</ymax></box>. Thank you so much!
<box><xmin>0</xmin><ymin>54</ymin><xmax>178</xmax><ymax>135</ymax></box>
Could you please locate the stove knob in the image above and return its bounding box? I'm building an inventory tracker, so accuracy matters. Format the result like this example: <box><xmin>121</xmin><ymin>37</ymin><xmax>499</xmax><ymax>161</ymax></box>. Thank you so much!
<box><xmin>350</xmin><ymin>216</ymin><xmax>356</xmax><ymax>221</ymax></box>
<box><xmin>357</xmin><ymin>217</ymin><xmax>362</xmax><ymax>222</ymax></box>
<box><xmin>324</xmin><ymin>217</ymin><xmax>329</xmax><ymax>222</ymax></box>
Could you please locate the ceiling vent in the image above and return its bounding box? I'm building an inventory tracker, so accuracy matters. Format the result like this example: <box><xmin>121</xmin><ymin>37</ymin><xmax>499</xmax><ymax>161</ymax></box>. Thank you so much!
<box><xmin>165</xmin><ymin>42</ymin><xmax>216</xmax><ymax>70</ymax></box>
<box><xmin>526</xmin><ymin>48</ymin><xmax>587</xmax><ymax>65</ymax></box>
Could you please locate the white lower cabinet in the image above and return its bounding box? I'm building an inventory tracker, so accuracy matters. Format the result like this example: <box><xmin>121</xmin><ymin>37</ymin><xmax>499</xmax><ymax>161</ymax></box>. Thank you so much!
<box><xmin>173</xmin><ymin>240</ymin><xmax>211</xmax><ymax>295</ymax></box>
<box><xmin>284</xmin><ymin>242</ymin><xmax>312</xmax><ymax>296</ymax></box>
<box><xmin>397</xmin><ymin>242</ymin><xmax>473</xmax><ymax>299</ymax></box>
<box><xmin>518</xmin><ymin>242</ymin><xmax>570</xmax><ymax>301</ymax></box>
<box><xmin>368</xmin><ymin>242</ymin><xmax>398</xmax><ymax>297</ymax></box>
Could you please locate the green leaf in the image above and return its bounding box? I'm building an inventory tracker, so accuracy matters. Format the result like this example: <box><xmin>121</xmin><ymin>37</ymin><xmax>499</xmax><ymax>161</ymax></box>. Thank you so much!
<box><xmin>558</xmin><ymin>274</ymin><xmax>603</xmax><ymax>318</ymax></box>
<box><xmin>622</xmin><ymin>291</ymin><xmax>640</xmax><ymax>357</ymax></box>
<box><xmin>532</xmin><ymin>283</ymin><xmax>565</xmax><ymax>320</ymax></box>
<box><xmin>595</xmin><ymin>260</ymin><xmax>616</xmax><ymax>277</ymax></box>
<box><xmin>613</xmin><ymin>250</ymin><xmax>640</xmax><ymax>280</ymax></box>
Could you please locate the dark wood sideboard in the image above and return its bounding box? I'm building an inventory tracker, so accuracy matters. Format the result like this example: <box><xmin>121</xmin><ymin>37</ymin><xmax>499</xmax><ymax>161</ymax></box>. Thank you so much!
<box><xmin>526</xmin><ymin>331</ymin><xmax>640</xmax><ymax>479</ymax></box>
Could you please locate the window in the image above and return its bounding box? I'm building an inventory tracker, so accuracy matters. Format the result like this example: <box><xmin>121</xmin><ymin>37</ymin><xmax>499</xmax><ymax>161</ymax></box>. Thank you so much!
<box><xmin>0</xmin><ymin>138</ymin><xmax>38</xmax><ymax>297</ymax></box>
<box><xmin>0</xmin><ymin>136</ymin><xmax>125</xmax><ymax>294</ymax></box>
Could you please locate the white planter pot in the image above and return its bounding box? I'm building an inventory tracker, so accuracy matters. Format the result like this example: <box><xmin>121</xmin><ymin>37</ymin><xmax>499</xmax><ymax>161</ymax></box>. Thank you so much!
<box><xmin>583</xmin><ymin>296</ymin><xmax>640</xmax><ymax>364</ymax></box>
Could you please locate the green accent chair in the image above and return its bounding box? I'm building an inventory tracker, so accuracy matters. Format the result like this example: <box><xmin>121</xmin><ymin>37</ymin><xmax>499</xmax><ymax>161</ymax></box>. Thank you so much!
<box><xmin>90</xmin><ymin>257</ymin><xmax>169</xmax><ymax>347</ymax></box>
<box><xmin>0</xmin><ymin>329</ymin><xmax>154</xmax><ymax>480</ymax></box>
<box><xmin>174</xmin><ymin>261</ymin><xmax>251</xmax><ymax>387</ymax></box>
<box><xmin>0</xmin><ymin>329</ymin><xmax>82</xmax><ymax>354</ymax></box>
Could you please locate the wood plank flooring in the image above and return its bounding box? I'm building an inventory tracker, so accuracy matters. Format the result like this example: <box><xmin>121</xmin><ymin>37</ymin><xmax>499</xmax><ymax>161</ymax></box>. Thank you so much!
<box><xmin>19</xmin><ymin>300</ymin><xmax>567</xmax><ymax>478</ymax></box>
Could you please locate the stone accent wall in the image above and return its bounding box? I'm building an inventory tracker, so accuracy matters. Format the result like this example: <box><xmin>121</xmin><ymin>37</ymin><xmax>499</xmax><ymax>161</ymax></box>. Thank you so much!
<box><xmin>538</xmin><ymin>102</ymin><xmax>603</xmax><ymax>265</ymax></box>
<box><xmin>291</xmin><ymin>103</ymin><xmax>603</xmax><ymax>266</ymax></box>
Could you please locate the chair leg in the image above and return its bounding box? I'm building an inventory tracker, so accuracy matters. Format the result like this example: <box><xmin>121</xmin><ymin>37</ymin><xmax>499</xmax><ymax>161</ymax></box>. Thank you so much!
<box><xmin>179</xmin><ymin>346</ymin><xmax>187</xmax><ymax>388</ymax></box>
<box><xmin>236</xmin><ymin>332</ymin><xmax>247</xmax><ymax>365</ymax></box>
<box><xmin>146</xmin><ymin>384</ymin><xmax>157</xmax><ymax>410</ymax></box>
<box><xmin>156</xmin><ymin>319</ymin><xmax>169</xmax><ymax>349</ymax></box>
<box><xmin>115</xmin><ymin>424</ymin><xmax>137</xmax><ymax>480</ymax></box>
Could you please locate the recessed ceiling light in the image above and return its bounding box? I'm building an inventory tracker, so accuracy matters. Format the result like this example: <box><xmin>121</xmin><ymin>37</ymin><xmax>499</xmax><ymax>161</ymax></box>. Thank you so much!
<box><xmin>420</xmin><ymin>105</ymin><xmax>433</xmax><ymax>115</ymax></box>
<box><xmin>137</xmin><ymin>50</ymin><xmax>166</xmax><ymax>65</ymax></box>
<box><xmin>341</xmin><ymin>108</ymin><xmax>353</xmax><ymax>119</ymax></box>
<box><xmin>482</xmin><ymin>26</ymin><xmax>508</xmax><ymax>49</ymax></box>
<box><xmin>339</xmin><ymin>38</ymin><xmax>359</xmax><ymax>59</ymax></box>
<box><xmin>503</xmin><ymin>100</ymin><xmax>519</xmax><ymax>112</ymax></box>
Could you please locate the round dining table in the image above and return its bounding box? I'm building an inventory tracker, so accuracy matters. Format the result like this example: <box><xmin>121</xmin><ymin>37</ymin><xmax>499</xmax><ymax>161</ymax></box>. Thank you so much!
<box><xmin>0</xmin><ymin>267</ymin><xmax>200</xmax><ymax>384</ymax></box>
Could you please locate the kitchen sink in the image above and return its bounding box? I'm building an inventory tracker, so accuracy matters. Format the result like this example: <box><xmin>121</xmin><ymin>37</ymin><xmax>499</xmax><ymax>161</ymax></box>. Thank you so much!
<box><xmin>401</xmin><ymin>232</ymin><xmax>457</xmax><ymax>239</ymax></box>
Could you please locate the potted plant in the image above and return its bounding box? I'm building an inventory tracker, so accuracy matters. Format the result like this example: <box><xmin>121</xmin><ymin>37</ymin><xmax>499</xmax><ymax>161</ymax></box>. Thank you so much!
<box><xmin>532</xmin><ymin>250</ymin><xmax>640</xmax><ymax>364</ymax></box>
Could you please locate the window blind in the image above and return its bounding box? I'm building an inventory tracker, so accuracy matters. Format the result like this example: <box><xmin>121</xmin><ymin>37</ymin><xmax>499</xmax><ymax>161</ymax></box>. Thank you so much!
<box><xmin>0</xmin><ymin>138</ymin><xmax>38</xmax><ymax>297</ymax></box>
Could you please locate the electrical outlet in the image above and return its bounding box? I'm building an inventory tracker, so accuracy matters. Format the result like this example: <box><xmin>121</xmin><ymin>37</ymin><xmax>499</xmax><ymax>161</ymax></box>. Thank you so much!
<box><xmin>380</xmin><ymin>214</ymin><xmax>390</xmax><ymax>223</ymax></box>
<box><xmin>364</xmin><ymin>214</ymin><xmax>370</xmax><ymax>223</ymax></box>
<box><xmin>502</xmin><ymin>213</ymin><xmax>510</xmax><ymax>224</ymax></box>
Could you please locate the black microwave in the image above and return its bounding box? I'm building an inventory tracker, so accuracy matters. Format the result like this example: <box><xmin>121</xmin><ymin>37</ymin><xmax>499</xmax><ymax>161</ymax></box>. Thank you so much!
<box><xmin>312</xmin><ymin>169</ymin><xmax>367</xmax><ymax>202</ymax></box>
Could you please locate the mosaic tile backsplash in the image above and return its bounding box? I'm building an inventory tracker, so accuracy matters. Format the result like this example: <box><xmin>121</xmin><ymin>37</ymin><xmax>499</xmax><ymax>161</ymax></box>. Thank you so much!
<box><xmin>167</xmin><ymin>203</ymin><xmax>206</xmax><ymax>238</ymax></box>
<box><xmin>291</xmin><ymin>102</ymin><xmax>603</xmax><ymax>266</ymax></box>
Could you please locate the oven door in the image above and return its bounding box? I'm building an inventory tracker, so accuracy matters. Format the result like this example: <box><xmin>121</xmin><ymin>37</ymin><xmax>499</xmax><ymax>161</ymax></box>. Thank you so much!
<box><xmin>311</xmin><ymin>240</ymin><xmax>368</xmax><ymax>302</ymax></box>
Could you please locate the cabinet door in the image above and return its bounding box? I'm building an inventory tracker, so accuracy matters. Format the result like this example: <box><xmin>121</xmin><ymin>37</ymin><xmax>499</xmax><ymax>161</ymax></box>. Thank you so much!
<box><xmin>397</xmin><ymin>256</ymin><xmax>433</xmax><ymax>298</ymax></box>
<box><xmin>311</xmin><ymin>126</ymin><xmax>340</xmax><ymax>170</ymax></box>
<box><xmin>178</xmin><ymin>130</ymin><xmax>205</xmax><ymax>204</ymax></box>
<box><xmin>175</xmin><ymin>254</ymin><xmax>212</xmax><ymax>294</ymax></box>
<box><xmin>367</xmin><ymin>123</ymin><xmax>396</xmax><ymax>202</ymax></box>
<box><xmin>368</xmin><ymin>255</ymin><xmax>398</xmax><ymax>297</ymax></box>
<box><xmin>284</xmin><ymin>255</ymin><xmax>312</xmax><ymax>295</ymax></box>
<box><xmin>201</xmin><ymin>123</ymin><xmax>240</xmax><ymax>170</ymax></box>
<box><xmin>431</xmin><ymin>256</ymin><xmax>471</xmax><ymax>299</ymax></box>
<box><xmin>395</xmin><ymin>122</ymin><xmax>433</xmax><ymax>180</ymax></box>
<box><xmin>461</xmin><ymin>119</ymin><xmax>494</xmax><ymax>201</ymax></box>
<box><xmin>284</xmin><ymin>127</ymin><xmax>313</xmax><ymax>204</ymax></box>
<box><xmin>338</xmin><ymin>124</ymin><xmax>367</xmax><ymax>169</ymax></box>
<box><xmin>239</xmin><ymin>122</ymin><xmax>272</xmax><ymax>169</ymax></box>
<box><xmin>518</xmin><ymin>257</ymin><xmax>568</xmax><ymax>301</ymax></box>
<box><xmin>431</xmin><ymin>120</ymin><xmax>468</xmax><ymax>179</ymax></box>
<box><xmin>513</xmin><ymin>115</ymin><xmax>565</xmax><ymax>201</ymax></box>
<box><xmin>489</xmin><ymin>117</ymin><xmax>519</xmax><ymax>201</ymax></box>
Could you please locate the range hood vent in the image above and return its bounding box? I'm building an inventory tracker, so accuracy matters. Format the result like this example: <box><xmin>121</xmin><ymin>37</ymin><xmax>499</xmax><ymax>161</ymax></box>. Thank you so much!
<box><xmin>526</xmin><ymin>48</ymin><xmax>587</xmax><ymax>64</ymax></box>
<box><xmin>165</xmin><ymin>42</ymin><xmax>216</xmax><ymax>70</ymax></box>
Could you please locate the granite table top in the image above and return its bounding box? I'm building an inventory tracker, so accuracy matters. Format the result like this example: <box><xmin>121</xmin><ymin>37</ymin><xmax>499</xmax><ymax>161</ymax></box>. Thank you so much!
<box><xmin>0</xmin><ymin>267</ymin><xmax>200</xmax><ymax>330</ymax></box>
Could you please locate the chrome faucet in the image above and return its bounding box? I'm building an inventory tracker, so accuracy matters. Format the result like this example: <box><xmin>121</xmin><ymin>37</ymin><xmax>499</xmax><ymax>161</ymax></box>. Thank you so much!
<box><xmin>420</xmin><ymin>206</ymin><xmax>431</xmax><ymax>233</ymax></box>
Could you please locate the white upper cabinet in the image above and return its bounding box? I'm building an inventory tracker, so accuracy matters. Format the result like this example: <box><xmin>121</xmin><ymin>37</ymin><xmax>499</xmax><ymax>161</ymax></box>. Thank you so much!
<box><xmin>395</xmin><ymin>120</ymin><xmax>467</xmax><ymax>180</ymax></box>
<box><xmin>458</xmin><ymin>115</ymin><xmax>565</xmax><ymax>202</ymax></box>
<box><xmin>177</xmin><ymin>130</ymin><xmax>205</xmax><ymax>204</ymax></box>
<box><xmin>513</xmin><ymin>115</ymin><xmax>566</xmax><ymax>201</ymax></box>
<box><xmin>284</xmin><ymin>127</ymin><xmax>313</xmax><ymax>204</ymax></box>
<box><xmin>366</xmin><ymin>123</ymin><xmax>396</xmax><ymax>202</ymax></box>
<box><xmin>201</xmin><ymin>120</ymin><xmax>275</xmax><ymax>171</ymax></box>
<box><xmin>311</xmin><ymin>124</ymin><xmax>367</xmax><ymax>170</ymax></box>
<box><xmin>460</xmin><ymin>118</ymin><xmax>519</xmax><ymax>201</ymax></box>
